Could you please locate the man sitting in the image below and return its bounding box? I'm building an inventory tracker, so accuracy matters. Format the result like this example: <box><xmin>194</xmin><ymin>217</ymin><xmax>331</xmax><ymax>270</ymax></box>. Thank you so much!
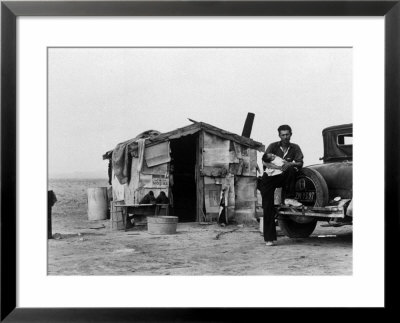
<box><xmin>262</xmin><ymin>153</ymin><xmax>302</xmax><ymax>207</ymax></box>
<box><xmin>259</xmin><ymin>124</ymin><xmax>304</xmax><ymax>246</ymax></box>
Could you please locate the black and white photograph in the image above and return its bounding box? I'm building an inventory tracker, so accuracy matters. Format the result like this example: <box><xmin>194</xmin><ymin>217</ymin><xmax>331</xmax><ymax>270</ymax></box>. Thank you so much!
<box><xmin>3</xmin><ymin>1</ymin><xmax>397</xmax><ymax>317</ymax></box>
<box><xmin>47</xmin><ymin>47</ymin><xmax>353</xmax><ymax>276</ymax></box>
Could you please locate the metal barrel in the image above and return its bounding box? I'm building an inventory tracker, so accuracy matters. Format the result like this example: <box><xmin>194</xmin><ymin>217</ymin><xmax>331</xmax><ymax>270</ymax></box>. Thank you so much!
<box><xmin>87</xmin><ymin>187</ymin><xmax>108</xmax><ymax>221</ymax></box>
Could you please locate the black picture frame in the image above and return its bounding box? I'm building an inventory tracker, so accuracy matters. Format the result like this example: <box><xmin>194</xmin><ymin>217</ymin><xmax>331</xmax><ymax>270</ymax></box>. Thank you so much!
<box><xmin>1</xmin><ymin>1</ymin><xmax>399</xmax><ymax>321</ymax></box>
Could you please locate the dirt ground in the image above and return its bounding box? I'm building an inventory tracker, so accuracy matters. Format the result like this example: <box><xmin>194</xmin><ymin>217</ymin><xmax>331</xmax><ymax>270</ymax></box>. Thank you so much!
<box><xmin>48</xmin><ymin>179</ymin><xmax>352</xmax><ymax>276</ymax></box>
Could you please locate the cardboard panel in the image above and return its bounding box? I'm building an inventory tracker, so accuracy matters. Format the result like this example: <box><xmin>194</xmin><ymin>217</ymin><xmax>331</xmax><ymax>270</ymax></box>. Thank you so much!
<box><xmin>139</xmin><ymin>174</ymin><xmax>169</xmax><ymax>189</ymax></box>
<box><xmin>203</xmin><ymin>132</ymin><xmax>230</xmax><ymax>167</ymax></box>
<box><xmin>229</xmin><ymin>144</ymin><xmax>257</xmax><ymax>176</ymax></box>
<box><xmin>229</xmin><ymin>150</ymin><xmax>240</xmax><ymax>164</ymax></box>
<box><xmin>229</xmin><ymin>160</ymin><xmax>244</xmax><ymax>175</ymax></box>
<box><xmin>234</xmin><ymin>176</ymin><xmax>257</xmax><ymax>211</ymax></box>
<box><xmin>144</xmin><ymin>142</ymin><xmax>171</xmax><ymax>167</ymax></box>
<box><xmin>204</xmin><ymin>131</ymin><xmax>226</xmax><ymax>146</ymax></box>
<box><xmin>151</xmin><ymin>175</ymin><xmax>169</xmax><ymax>187</ymax></box>
<box><xmin>204</xmin><ymin>183</ymin><xmax>221</xmax><ymax>215</ymax></box>
<box><xmin>234</xmin><ymin>176</ymin><xmax>257</xmax><ymax>222</ymax></box>
<box><xmin>203</xmin><ymin>148</ymin><xmax>230</xmax><ymax>167</ymax></box>
<box><xmin>241</xmin><ymin>148</ymin><xmax>258</xmax><ymax>176</ymax></box>
<box><xmin>232</xmin><ymin>142</ymin><xmax>243</xmax><ymax>158</ymax></box>
<box><xmin>223</xmin><ymin>174</ymin><xmax>235</xmax><ymax>221</ymax></box>
<box><xmin>203</xmin><ymin>175</ymin><xmax>235</xmax><ymax>221</ymax></box>
<box><xmin>222</xmin><ymin>174</ymin><xmax>235</xmax><ymax>208</ymax></box>
<box><xmin>204</xmin><ymin>176</ymin><xmax>221</xmax><ymax>185</ymax></box>
<box><xmin>141</xmin><ymin>160</ymin><xmax>169</xmax><ymax>175</ymax></box>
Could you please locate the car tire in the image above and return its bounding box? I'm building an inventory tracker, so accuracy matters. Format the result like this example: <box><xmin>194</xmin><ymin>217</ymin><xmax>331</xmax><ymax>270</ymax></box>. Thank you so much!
<box><xmin>297</xmin><ymin>167</ymin><xmax>329</xmax><ymax>207</ymax></box>
<box><xmin>277</xmin><ymin>218</ymin><xmax>317</xmax><ymax>238</ymax></box>
<box><xmin>278</xmin><ymin>168</ymin><xmax>328</xmax><ymax>238</ymax></box>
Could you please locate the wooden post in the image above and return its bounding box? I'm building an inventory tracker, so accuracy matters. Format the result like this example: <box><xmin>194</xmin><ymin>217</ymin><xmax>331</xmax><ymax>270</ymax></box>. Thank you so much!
<box><xmin>196</xmin><ymin>131</ymin><xmax>205</xmax><ymax>222</ymax></box>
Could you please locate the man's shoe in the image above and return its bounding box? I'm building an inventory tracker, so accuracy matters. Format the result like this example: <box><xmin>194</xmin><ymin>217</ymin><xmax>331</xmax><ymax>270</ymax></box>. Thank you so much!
<box><xmin>265</xmin><ymin>241</ymin><xmax>275</xmax><ymax>246</ymax></box>
<box><xmin>284</xmin><ymin>198</ymin><xmax>303</xmax><ymax>207</ymax></box>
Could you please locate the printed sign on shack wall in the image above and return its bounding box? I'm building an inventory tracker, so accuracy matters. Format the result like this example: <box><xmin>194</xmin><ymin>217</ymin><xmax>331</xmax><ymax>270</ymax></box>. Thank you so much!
<box><xmin>152</xmin><ymin>176</ymin><xmax>169</xmax><ymax>187</ymax></box>
<box><xmin>140</xmin><ymin>174</ymin><xmax>169</xmax><ymax>188</ymax></box>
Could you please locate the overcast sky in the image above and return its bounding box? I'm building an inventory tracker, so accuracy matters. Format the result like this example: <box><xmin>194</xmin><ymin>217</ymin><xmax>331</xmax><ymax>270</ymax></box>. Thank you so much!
<box><xmin>48</xmin><ymin>47</ymin><xmax>352</xmax><ymax>178</ymax></box>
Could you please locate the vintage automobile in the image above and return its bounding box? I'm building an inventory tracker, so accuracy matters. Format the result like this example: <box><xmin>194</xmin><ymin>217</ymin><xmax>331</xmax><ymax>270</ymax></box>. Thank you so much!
<box><xmin>276</xmin><ymin>123</ymin><xmax>353</xmax><ymax>238</ymax></box>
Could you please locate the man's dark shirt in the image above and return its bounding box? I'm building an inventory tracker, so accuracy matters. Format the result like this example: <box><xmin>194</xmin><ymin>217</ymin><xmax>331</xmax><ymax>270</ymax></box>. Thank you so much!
<box><xmin>264</xmin><ymin>141</ymin><xmax>304</xmax><ymax>168</ymax></box>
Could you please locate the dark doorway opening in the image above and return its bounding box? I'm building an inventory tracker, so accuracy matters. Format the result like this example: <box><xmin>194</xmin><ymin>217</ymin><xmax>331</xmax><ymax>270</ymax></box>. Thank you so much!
<box><xmin>170</xmin><ymin>135</ymin><xmax>197</xmax><ymax>222</ymax></box>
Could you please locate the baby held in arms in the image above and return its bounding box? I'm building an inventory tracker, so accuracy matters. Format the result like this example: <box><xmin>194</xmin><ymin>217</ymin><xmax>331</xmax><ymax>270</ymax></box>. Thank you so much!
<box><xmin>262</xmin><ymin>153</ymin><xmax>285</xmax><ymax>176</ymax></box>
<box><xmin>261</xmin><ymin>153</ymin><xmax>302</xmax><ymax>207</ymax></box>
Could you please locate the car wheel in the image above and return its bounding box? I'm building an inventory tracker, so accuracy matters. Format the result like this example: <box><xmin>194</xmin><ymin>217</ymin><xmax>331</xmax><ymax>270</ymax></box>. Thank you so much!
<box><xmin>295</xmin><ymin>167</ymin><xmax>329</xmax><ymax>207</ymax></box>
<box><xmin>278</xmin><ymin>168</ymin><xmax>328</xmax><ymax>238</ymax></box>
<box><xmin>277</xmin><ymin>218</ymin><xmax>317</xmax><ymax>238</ymax></box>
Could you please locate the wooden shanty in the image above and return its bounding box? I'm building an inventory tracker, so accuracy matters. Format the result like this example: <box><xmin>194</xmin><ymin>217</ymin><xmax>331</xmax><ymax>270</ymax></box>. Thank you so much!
<box><xmin>103</xmin><ymin>120</ymin><xmax>265</xmax><ymax>223</ymax></box>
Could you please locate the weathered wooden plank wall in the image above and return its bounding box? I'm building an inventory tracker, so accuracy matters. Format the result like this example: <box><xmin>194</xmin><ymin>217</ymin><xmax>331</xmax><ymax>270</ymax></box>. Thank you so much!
<box><xmin>203</xmin><ymin>132</ymin><xmax>230</xmax><ymax>171</ymax></box>
<box><xmin>112</xmin><ymin>130</ymin><xmax>259</xmax><ymax>223</ymax></box>
<box><xmin>224</xmin><ymin>174</ymin><xmax>236</xmax><ymax>221</ymax></box>
<box><xmin>200</xmin><ymin>131</ymin><xmax>259</xmax><ymax>222</ymax></box>
<box><xmin>196</xmin><ymin>132</ymin><xmax>205</xmax><ymax>222</ymax></box>
<box><xmin>204</xmin><ymin>176</ymin><xmax>222</xmax><ymax>220</ymax></box>
<box><xmin>234</xmin><ymin>176</ymin><xmax>258</xmax><ymax>223</ymax></box>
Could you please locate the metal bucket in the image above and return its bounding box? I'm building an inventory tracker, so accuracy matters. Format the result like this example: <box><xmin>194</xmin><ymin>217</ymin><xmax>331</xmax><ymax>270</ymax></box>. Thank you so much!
<box><xmin>87</xmin><ymin>187</ymin><xmax>108</xmax><ymax>221</ymax></box>
<box><xmin>147</xmin><ymin>216</ymin><xmax>178</xmax><ymax>235</ymax></box>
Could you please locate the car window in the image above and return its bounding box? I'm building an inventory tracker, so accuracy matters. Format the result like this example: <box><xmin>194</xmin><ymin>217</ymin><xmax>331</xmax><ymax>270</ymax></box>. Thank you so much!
<box><xmin>337</xmin><ymin>133</ymin><xmax>353</xmax><ymax>146</ymax></box>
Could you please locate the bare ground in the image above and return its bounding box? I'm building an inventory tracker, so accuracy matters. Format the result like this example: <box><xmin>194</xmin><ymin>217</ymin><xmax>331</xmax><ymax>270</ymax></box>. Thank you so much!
<box><xmin>48</xmin><ymin>214</ymin><xmax>352</xmax><ymax>276</ymax></box>
<box><xmin>48</xmin><ymin>179</ymin><xmax>352</xmax><ymax>276</ymax></box>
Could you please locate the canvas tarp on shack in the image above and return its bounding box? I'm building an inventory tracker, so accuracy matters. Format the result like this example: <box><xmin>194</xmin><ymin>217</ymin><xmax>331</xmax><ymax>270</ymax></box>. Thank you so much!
<box><xmin>110</xmin><ymin>130</ymin><xmax>160</xmax><ymax>184</ymax></box>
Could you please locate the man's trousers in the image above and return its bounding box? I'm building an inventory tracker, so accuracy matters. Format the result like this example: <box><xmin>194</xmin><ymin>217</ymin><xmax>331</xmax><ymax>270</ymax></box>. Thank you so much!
<box><xmin>259</xmin><ymin>168</ymin><xmax>297</xmax><ymax>241</ymax></box>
